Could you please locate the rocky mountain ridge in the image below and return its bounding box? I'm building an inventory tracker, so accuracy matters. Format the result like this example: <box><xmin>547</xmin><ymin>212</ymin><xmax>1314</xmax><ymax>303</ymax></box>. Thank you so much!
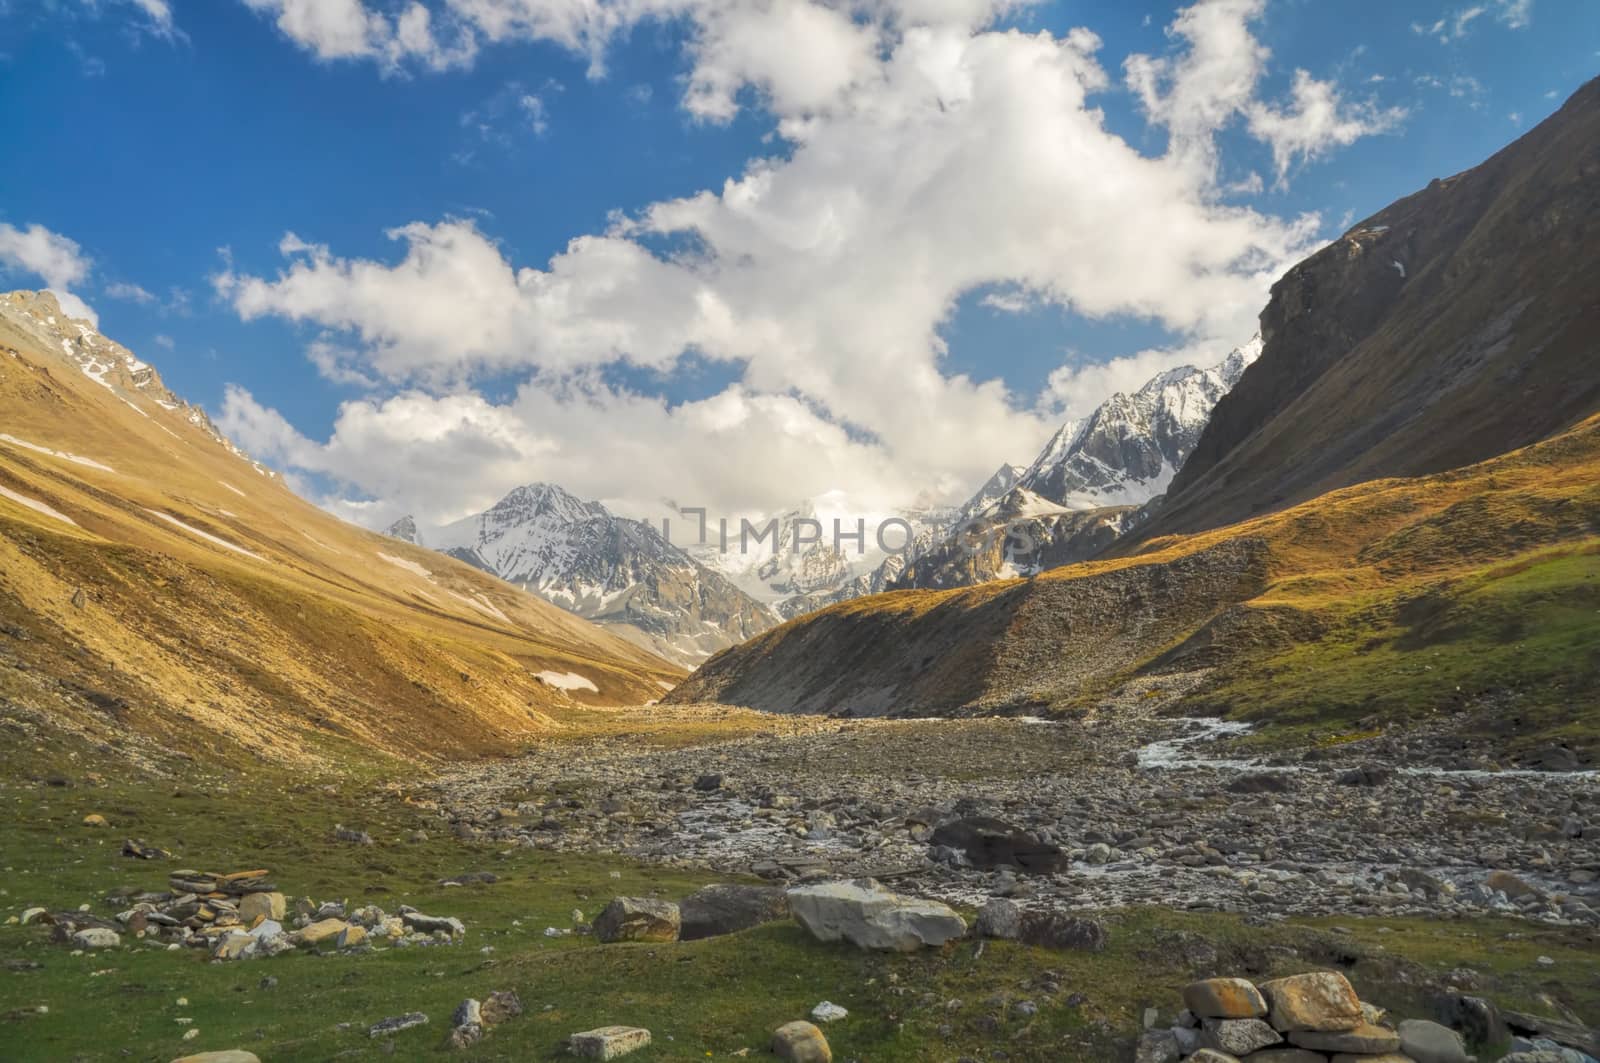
<box><xmin>1139</xmin><ymin>76</ymin><xmax>1600</xmax><ymax>542</ymax></box>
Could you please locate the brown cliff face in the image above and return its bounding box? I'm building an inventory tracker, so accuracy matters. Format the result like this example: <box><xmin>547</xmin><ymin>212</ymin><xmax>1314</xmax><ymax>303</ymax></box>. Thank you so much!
<box><xmin>1141</xmin><ymin>77</ymin><xmax>1600</xmax><ymax>542</ymax></box>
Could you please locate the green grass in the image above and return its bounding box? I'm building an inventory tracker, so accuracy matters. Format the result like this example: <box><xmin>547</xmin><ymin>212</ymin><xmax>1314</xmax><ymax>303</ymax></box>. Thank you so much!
<box><xmin>1206</xmin><ymin>547</ymin><xmax>1600</xmax><ymax>755</ymax></box>
<box><xmin>3</xmin><ymin>762</ymin><xmax>1598</xmax><ymax>1062</ymax></box>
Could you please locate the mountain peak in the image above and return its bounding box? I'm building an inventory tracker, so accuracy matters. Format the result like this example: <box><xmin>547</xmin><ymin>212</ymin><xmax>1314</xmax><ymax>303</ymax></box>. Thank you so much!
<box><xmin>1013</xmin><ymin>336</ymin><xmax>1256</xmax><ymax>511</ymax></box>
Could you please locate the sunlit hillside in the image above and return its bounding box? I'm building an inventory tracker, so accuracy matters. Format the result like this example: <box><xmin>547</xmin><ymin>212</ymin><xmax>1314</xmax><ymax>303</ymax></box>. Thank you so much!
<box><xmin>0</xmin><ymin>292</ymin><xmax>682</xmax><ymax>772</ymax></box>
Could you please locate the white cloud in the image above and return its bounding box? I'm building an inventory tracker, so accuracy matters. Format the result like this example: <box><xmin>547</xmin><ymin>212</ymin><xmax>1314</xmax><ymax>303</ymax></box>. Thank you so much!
<box><xmin>980</xmin><ymin>287</ymin><xmax>1038</xmax><ymax>314</ymax></box>
<box><xmin>218</xmin><ymin>0</ymin><xmax>1394</xmax><ymax>523</ymax></box>
<box><xmin>122</xmin><ymin>0</ymin><xmax>181</xmax><ymax>38</ymax></box>
<box><xmin>1412</xmin><ymin>0</ymin><xmax>1532</xmax><ymax>41</ymax></box>
<box><xmin>1246</xmin><ymin>69</ymin><xmax>1405</xmax><ymax>185</ymax></box>
<box><xmin>154</xmin><ymin>333</ymin><xmax>176</xmax><ymax>349</ymax></box>
<box><xmin>1125</xmin><ymin>0</ymin><xmax>1402</xmax><ymax>185</ymax></box>
<box><xmin>106</xmin><ymin>280</ymin><xmax>156</xmax><ymax>303</ymax></box>
<box><xmin>0</xmin><ymin>222</ymin><xmax>99</xmax><ymax>326</ymax></box>
<box><xmin>240</xmin><ymin>0</ymin><xmax>477</xmax><ymax>71</ymax></box>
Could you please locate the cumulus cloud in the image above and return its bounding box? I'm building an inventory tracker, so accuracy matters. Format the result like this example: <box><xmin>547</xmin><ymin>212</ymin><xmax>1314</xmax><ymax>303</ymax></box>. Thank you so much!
<box><xmin>1247</xmin><ymin>70</ymin><xmax>1406</xmax><ymax>184</ymax></box>
<box><xmin>217</xmin><ymin>0</ymin><xmax>1399</xmax><ymax>523</ymax></box>
<box><xmin>106</xmin><ymin>280</ymin><xmax>156</xmax><ymax>303</ymax></box>
<box><xmin>240</xmin><ymin>0</ymin><xmax>477</xmax><ymax>71</ymax></box>
<box><xmin>1126</xmin><ymin>0</ymin><xmax>1402</xmax><ymax>184</ymax></box>
<box><xmin>0</xmin><ymin>222</ymin><xmax>99</xmax><ymax>326</ymax></box>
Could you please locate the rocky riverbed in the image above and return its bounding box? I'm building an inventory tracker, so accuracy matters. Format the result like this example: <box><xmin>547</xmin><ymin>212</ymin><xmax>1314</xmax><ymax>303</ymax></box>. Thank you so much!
<box><xmin>419</xmin><ymin>683</ymin><xmax>1599</xmax><ymax>928</ymax></box>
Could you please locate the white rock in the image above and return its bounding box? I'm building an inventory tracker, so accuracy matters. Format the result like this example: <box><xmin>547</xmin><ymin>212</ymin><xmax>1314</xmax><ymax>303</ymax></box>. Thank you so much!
<box><xmin>811</xmin><ymin>1001</ymin><xmax>849</xmax><ymax>1023</ymax></box>
<box><xmin>787</xmin><ymin>879</ymin><xmax>966</xmax><ymax>952</ymax></box>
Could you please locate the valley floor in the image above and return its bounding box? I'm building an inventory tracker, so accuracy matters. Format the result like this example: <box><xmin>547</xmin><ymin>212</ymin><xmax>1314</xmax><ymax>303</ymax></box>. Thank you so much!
<box><xmin>1</xmin><ymin>696</ymin><xmax>1595</xmax><ymax>1062</ymax></box>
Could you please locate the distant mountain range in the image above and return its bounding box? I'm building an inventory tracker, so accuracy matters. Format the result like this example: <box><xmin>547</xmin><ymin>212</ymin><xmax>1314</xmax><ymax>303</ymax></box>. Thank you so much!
<box><xmin>385</xmin><ymin>485</ymin><xmax>780</xmax><ymax>668</ymax></box>
<box><xmin>385</xmin><ymin>338</ymin><xmax>1262</xmax><ymax>645</ymax></box>
<box><xmin>880</xmin><ymin>337</ymin><xmax>1262</xmax><ymax>592</ymax></box>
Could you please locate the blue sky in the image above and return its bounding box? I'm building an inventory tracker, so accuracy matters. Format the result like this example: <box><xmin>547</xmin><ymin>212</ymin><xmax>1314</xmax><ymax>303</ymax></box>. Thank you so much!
<box><xmin>1</xmin><ymin>0</ymin><xmax>1596</xmax><ymax>525</ymax></box>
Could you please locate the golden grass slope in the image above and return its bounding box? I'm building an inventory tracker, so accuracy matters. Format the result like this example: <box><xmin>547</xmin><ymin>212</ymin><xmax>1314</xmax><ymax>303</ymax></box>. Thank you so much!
<box><xmin>668</xmin><ymin>412</ymin><xmax>1600</xmax><ymax>755</ymax></box>
<box><xmin>0</xmin><ymin>293</ymin><xmax>681</xmax><ymax>770</ymax></box>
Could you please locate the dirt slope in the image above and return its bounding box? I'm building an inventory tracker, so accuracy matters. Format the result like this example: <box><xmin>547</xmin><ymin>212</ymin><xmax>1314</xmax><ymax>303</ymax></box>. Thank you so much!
<box><xmin>0</xmin><ymin>292</ymin><xmax>681</xmax><ymax>769</ymax></box>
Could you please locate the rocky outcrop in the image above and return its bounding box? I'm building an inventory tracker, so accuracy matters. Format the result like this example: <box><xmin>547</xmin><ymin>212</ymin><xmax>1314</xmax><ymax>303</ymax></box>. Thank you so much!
<box><xmin>667</xmin><ymin>536</ymin><xmax>1269</xmax><ymax>716</ymax></box>
<box><xmin>1143</xmin><ymin>77</ymin><xmax>1600</xmax><ymax>542</ymax></box>
<box><xmin>890</xmin><ymin>497</ymin><xmax>1135</xmax><ymax>591</ymax></box>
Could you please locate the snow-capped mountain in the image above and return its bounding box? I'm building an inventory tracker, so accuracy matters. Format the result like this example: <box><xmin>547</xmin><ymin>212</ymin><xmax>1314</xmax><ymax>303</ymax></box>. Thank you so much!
<box><xmin>387</xmin><ymin>484</ymin><xmax>780</xmax><ymax>667</ymax></box>
<box><xmin>958</xmin><ymin>464</ymin><xmax>1028</xmax><ymax>521</ymax></box>
<box><xmin>878</xmin><ymin>337</ymin><xmax>1261</xmax><ymax>593</ymax></box>
<box><xmin>1016</xmin><ymin>335</ymin><xmax>1262</xmax><ymax>510</ymax></box>
<box><xmin>683</xmin><ymin>499</ymin><xmax>955</xmax><ymax>619</ymax></box>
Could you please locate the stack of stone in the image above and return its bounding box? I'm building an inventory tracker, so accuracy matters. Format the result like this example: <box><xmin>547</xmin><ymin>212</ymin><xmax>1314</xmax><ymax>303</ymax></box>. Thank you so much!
<box><xmin>1137</xmin><ymin>971</ymin><xmax>1475</xmax><ymax>1063</ymax></box>
<box><xmin>24</xmin><ymin>866</ymin><xmax>466</xmax><ymax>962</ymax></box>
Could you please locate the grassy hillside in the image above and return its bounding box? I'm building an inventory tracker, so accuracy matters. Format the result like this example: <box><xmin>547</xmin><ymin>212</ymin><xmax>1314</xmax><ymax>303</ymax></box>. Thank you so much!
<box><xmin>668</xmin><ymin>412</ymin><xmax>1600</xmax><ymax>759</ymax></box>
<box><xmin>0</xmin><ymin>293</ymin><xmax>681</xmax><ymax>771</ymax></box>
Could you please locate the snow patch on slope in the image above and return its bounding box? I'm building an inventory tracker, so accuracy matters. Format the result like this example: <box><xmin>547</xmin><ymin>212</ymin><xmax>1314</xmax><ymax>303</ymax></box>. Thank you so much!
<box><xmin>535</xmin><ymin>670</ymin><xmax>599</xmax><ymax>693</ymax></box>
<box><xmin>0</xmin><ymin>433</ymin><xmax>115</xmax><ymax>473</ymax></box>
<box><xmin>144</xmin><ymin>509</ymin><xmax>263</xmax><ymax>560</ymax></box>
<box><xmin>378</xmin><ymin>551</ymin><xmax>432</xmax><ymax>579</ymax></box>
<box><xmin>0</xmin><ymin>485</ymin><xmax>78</xmax><ymax>527</ymax></box>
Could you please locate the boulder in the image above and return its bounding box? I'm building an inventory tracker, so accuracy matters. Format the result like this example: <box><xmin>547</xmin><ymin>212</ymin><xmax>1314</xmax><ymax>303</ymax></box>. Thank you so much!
<box><xmin>1017</xmin><ymin>910</ymin><xmax>1109</xmax><ymax>952</ymax></box>
<box><xmin>237</xmin><ymin>892</ymin><xmax>285</xmax><ymax>924</ymax></box>
<box><xmin>1329</xmin><ymin>1056</ymin><xmax>1413</xmax><ymax>1063</ymax></box>
<box><xmin>1239</xmin><ymin>1050</ymin><xmax>1325</xmax><ymax>1062</ymax></box>
<box><xmin>71</xmin><ymin>927</ymin><xmax>120</xmax><ymax>949</ymax></box>
<box><xmin>1397</xmin><ymin>1018</ymin><xmax>1471</xmax><ymax>1063</ymax></box>
<box><xmin>679</xmin><ymin>884</ymin><xmax>788</xmax><ymax>941</ymax></box>
<box><xmin>1204</xmin><ymin>1018</ymin><xmax>1280</xmax><ymax>1055</ymax></box>
<box><xmin>1187</xmin><ymin>1051</ymin><xmax>1243</xmax><ymax>1063</ymax></box>
<box><xmin>593</xmin><ymin>897</ymin><xmax>681</xmax><ymax>944</ymax></box>
<box><xmin>1134</xmin><ymin>1030</ymin><xmax>1182</xmax><ymax>1063</ymax></box>
<box><xmin>291</xmin><ymin>918</ymin><xmax>349</xmax><ymax>946</ymax></box>
<box><xmin>772</xmin><ymin>1020</ymin><xmax>832</xmax><ymax>1063</ymax></box>
<box><xmin>1289</xmin><ymin>1021</ymin><xmax>1402</xmax><ymax>1054</ymax></box>
<box><xmin>1259</xmin><ymin>972</ymin><xmax>1363</xmax><ymax>1032</ymax></box>
<box><xmin>211</xmin><ymin>931</ymin><xmax>254</xmax><ymax>961</ymax></box>
<box><xmin>787</xmin><ymin>880</ymin><xmax>965</xmax><ymax>952</ymax></box>
<box><xmin>1185</xmin><ymin>978</ymin><xmax>1269</xmax><ymax>1019</ymax></box>
<box><xmin>976</xmin><ymin>898</ymin><xmax>1022</xmax><ymax>940</ymax></box>
<box><xmin>928</xmin><ymin>816</ymin><xmax>1065</xmax><ymax>873</ymax></box>
<box><xmin>170</xmin><ymin>1054</ymin><xmax>263</xmax><ymax>1063</ymax></box>
<box><xmin>568</xmin><ymin>1026</ymin><xmax>652</xmax><ymax>1059</ymax></box>
<box><xmin>399</xmin><ymin>911</ymin><xmax>465</xmax><ymax>938</ymax></box>
<box><xmin>481</xmin><ymin>990</ymin><xmax>523</xmax><ymax>1026</ymax></box>
<box><xmin>810</xmin><ymin>1002</ymin><xmax>848</xmax><ymax>1024</ymax></box>
<box><xmin>1485</xmin><ymin>870</ymin><xmax>1540</xmax><ymax>900</ymax></box>
<box><xmin>335</xmin><ymin>925</ymin><xmax>367</xmax><ymax>948</ymax></box>
<box><xmin>368</xmin><ymin>1012</ymin><xmax>428</xmax><ymax>1038</ymax></box>
<box><xmin>452</xmin><ymin>999</ymin><xmax>482</xmax><ymax>1029</ymax></box>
